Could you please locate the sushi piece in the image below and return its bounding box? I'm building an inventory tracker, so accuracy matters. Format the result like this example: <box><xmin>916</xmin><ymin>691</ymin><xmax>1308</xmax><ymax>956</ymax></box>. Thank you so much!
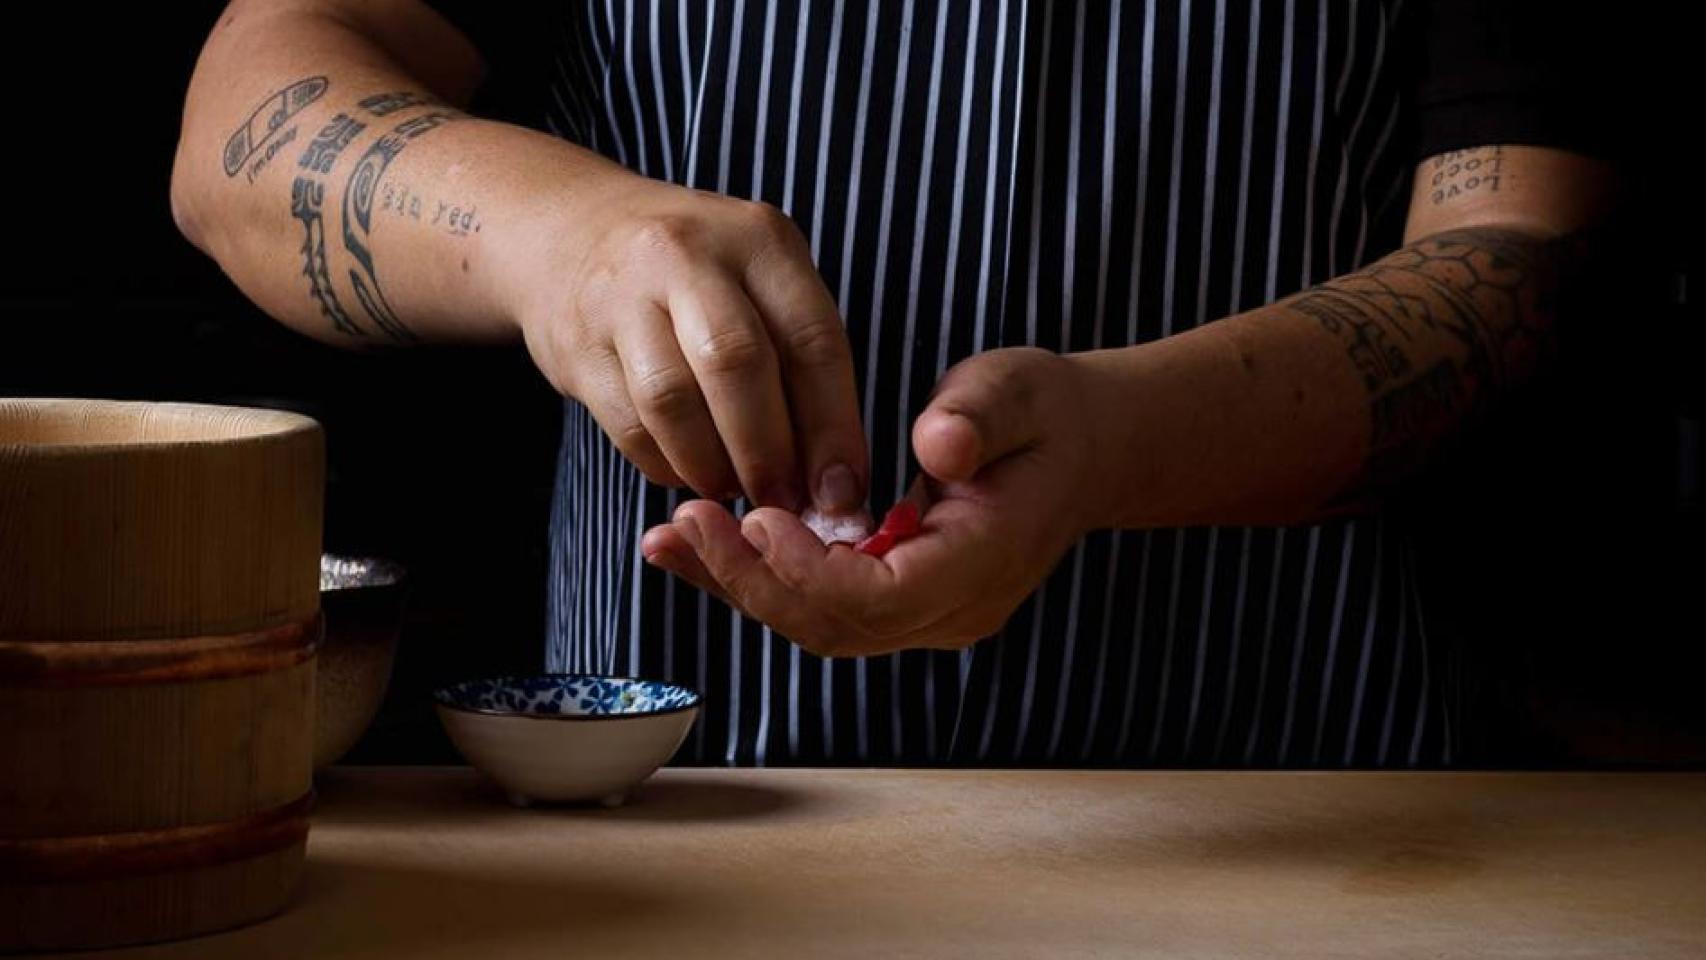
<box><xmin>801</xmin><ymin>475</ymin><xmax>930</xmax><ymax>557</ymax></box>
<box><xmin>801</xmin><ymin>505</ymin><xmax>873</xmax><ymax>546</ymax></box>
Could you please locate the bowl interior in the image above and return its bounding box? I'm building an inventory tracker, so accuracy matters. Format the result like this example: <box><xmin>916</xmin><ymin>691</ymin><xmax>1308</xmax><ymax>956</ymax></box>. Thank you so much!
<box><xmin>320</xmin><ymin>554</ymin><xmax>405</xmax><ymax>592</ymax></box>
<box><xmin>0</xmin><ymin>398</ymin><xmax>314</xmax><ymax>449</ymax></box>
<box><xmin>435</xmin><ymin>675</ymin><xmax>699</xmax><ymax>719</ymax></box>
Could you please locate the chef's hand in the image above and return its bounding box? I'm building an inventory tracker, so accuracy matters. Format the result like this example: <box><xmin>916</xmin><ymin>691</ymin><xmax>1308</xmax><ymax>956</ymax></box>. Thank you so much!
<box><xmin>640</xmin><ymin>347</ymin><xmax>1109</xmax><ymax>656</ymax></box>
<box><xmin>516</xmin><ymin>174</ymin><xmax>868</xmax><ymax>511</ymax></box>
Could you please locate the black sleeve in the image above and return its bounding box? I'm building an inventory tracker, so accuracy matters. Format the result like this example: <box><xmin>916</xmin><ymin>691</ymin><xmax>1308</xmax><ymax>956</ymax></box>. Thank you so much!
<box><xmin>1408</xmin><ymin>0</ymin><xmax>1631</xmax><ymax>162</ymax></box>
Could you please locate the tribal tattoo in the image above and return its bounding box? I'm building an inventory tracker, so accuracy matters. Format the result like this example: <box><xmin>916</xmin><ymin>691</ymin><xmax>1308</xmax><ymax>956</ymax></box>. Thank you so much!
<box><xmin>291</xmin><ymin>176</ymin><xmax>359</xmax><ymax>335</ymax></box>
<box><xmin>288</xmin><ymin>111</ymin><xmax>370</xmax><ymax>336</ymax></box>
<box><xmin>358</xmin><ymin>90</ymin><xmax>439</xmax><ymax>117</ymax></box>
<box><xmin>340</xmin><ymin>110</ymin><xmax>463</xmax><ymax>341</ymax></box>
<box><xmin>298</xmin><ymin>113</ymin><xmax>367</xmax><ymax>174</ymax></box>
<box><xmin>1286</xmin><ymin>227</ymin><xmax>1564</xmax><ymax>499</ymax></box>
<box><xmin>223</xmin><ymin>77</ymin><xmax>328</xmax><ymax>177</ymax></box>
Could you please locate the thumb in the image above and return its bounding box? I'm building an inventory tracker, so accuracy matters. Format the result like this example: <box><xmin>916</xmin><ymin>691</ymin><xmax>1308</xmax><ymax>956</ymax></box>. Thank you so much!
<box><xmin>911</xmin><ymin>348</ymin><xmax>1054</xmax><ymax>483</ymax></box>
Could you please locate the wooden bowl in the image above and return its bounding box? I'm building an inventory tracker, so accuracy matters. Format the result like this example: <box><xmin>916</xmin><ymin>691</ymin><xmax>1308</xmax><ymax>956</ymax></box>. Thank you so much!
<box><xmin>0</xmin><ymin>398</ymin><xmax>324</xmax><ymax>952</ymax></box>
<box><xmin>314</xmin><ymin>555</ymin><xmax>406</xmax><ymax>769</ymax></box>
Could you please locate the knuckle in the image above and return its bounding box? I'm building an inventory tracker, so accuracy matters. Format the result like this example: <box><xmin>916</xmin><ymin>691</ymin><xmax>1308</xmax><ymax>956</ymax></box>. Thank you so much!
<box><xmin>608</xmin><ymin>416</ymin><xmax>656</xmax><ymax>455</ymax></box>
<box><xmin>737</xmin><ymin>200</ymin><xmax>799</xmax><ymax>245</ymax></box>
<box><xmin>695</xmin><ymin>327</ymin><xmax>771</xmax><ymax>377</ymax></box>
<box><xmin>631</xmin><ymin>365</ymin><xmax>701</xmax><ymax>419</ymax></box>
<box><xmin>781</xmin><ymin>318</ymin><xmax>849</xmax><ymax>370</ymax></box>
<box><xmin>630</xmin><ymin>215</ymin><xmax>701</xmax><ymax>260</ymax></box>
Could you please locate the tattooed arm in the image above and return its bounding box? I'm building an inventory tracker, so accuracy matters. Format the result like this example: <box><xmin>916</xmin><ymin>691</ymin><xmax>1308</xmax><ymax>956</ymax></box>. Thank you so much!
<box><xmin>172</xmin><ymin>0</ymin><xmax>871</xmax><ymax>512</ymax></box>
<box><xmin>641</xmin><ymin>145</ymin><xmax>1622</xmax><ymax>655</ymax></box>
<box><xmin>1063</xmin><ymin>144</ymin><xmax>1616</xmax><ymax>528</ymax></box>
<box><xmin>171</xmin><ymin>0</ymin><xmax>605</xmax><ymax>343</ymax></box>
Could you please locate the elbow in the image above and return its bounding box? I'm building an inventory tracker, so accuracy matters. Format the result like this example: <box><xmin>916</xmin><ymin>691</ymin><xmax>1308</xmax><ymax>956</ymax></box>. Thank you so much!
<box><xmin>169</xmin><ymin>142</ymin><xmax>208</xmax><ymax>254</ymax></box>
<box><xmin>171</xmin><ymin>0</ymin><xmax>244</xmax><ymax>256</ymax></box>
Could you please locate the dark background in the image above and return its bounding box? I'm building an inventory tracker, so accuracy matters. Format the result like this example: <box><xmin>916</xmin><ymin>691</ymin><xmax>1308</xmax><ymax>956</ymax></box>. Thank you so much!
<box><xmin>5</xmin><ymin>2</ymin><xmax>561</xmax><ymax>762</ymax></box>
<box><xmin>3</xmin><ymin>3</ymin><xmax>1699</xmax><ymax>766</ymax></box>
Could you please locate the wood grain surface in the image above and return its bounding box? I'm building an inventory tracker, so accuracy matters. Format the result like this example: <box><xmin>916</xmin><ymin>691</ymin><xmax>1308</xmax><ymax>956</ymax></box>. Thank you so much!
<box><xmin>36</xmin><ymin>766</ymin><xmax>1706</xmax><ymax>959</ymax></box>
<box><xmin>1</xmin><ymin>399</ymin><xmax>323</xmax><ymax>951</ymax></box>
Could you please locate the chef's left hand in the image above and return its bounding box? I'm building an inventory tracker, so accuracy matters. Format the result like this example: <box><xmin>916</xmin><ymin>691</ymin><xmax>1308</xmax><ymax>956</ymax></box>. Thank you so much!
<box><xmin>640</xmin><ymin>347</ymin><xmax>1111</xmax><ymax>656</ymax></box>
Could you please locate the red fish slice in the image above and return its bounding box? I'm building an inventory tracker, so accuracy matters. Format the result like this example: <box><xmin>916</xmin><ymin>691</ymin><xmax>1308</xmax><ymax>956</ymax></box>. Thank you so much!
<box><xmin>855</xmin><ymin>499</ymin><xmax>922</xmax><ymax>557</ymax></box>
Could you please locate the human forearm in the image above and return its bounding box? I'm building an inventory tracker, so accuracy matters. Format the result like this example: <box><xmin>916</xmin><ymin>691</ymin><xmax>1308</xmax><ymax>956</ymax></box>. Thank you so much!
<box><xmin>1075</xmin><ymin>225</ymin><xmax>1577</xmax><ymax>528</ymax></box>
<box><xmin>171</xmin><ymin>0</ymin><xmax>637</xmax><ymax>345</ymax></box>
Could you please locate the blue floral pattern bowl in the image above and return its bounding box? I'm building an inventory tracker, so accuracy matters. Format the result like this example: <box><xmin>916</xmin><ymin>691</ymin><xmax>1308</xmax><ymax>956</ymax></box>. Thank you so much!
<box><xmin>433</xmin><ymin>674</ymin><xmax>701</xmax><ymax>807</ymax></box>
<box><xmin>435</xmin><ymin>675</ymin><xmax>700</xmax><ymax>719</ymax></box>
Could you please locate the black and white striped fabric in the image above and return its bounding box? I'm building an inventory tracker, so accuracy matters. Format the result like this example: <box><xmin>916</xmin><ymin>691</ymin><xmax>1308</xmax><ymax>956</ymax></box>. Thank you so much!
<box><xmin>539</xmin><ymin>0</ymin><xmax>1454</xmax><ymax>767</ymax></box>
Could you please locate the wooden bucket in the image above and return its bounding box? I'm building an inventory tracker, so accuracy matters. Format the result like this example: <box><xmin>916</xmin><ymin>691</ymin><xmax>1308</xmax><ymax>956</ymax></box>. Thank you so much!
<box><xmin>0</xmin><ymin>399</ymin><xmax>323</xmax><ymax>951</ymax></box>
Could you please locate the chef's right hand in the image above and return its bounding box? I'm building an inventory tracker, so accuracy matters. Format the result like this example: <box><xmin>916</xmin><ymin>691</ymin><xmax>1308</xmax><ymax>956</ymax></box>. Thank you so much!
<box><xmin>507</xmin><ymin>172</ymin><xmax>868</xmax><ymax>512</ymax></box>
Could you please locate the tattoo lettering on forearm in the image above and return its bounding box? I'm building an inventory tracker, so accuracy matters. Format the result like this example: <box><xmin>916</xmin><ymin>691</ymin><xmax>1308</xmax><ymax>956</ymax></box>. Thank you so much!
<box><xmin>1288</xmin><ymin>227</ymin><xmax>1563</xmax><ymax>499</ymax></box>
<box><xmin>1427</xmin><ymin>147</ymin><xmax>1503</xmax><ymax>207</ymax></box>
<box><xmin>378</xmin><ymin>181</ymin><xmax>484</xmax><ymax>238</ymax></box>
<box><xmin>223</xmin><ymin>77</ymin><xmax>328</xmax><ymax>177</ymax></box>
<box><xmin>239</xmin><ymin>126</ymin><xmax>298</xmax><ymax>184</ymax></box>
<box><xmin>340</xmin><ymin>110</ymin><xmax>463</xmax><ymax>341</ymax></box>
<box><xmin>358</xmin><ymin>91</ymin><xmax>438</xmax><ymax>117</ymax></box>
<box><xmin>297</xmin><ymin>113</ymin><xmax>367</xmax><ymax>174</ymax></box>
<box><xmin>290</xmin><ymin>176</ymin><xmax>359</xmax><ymax>335</ymax></box>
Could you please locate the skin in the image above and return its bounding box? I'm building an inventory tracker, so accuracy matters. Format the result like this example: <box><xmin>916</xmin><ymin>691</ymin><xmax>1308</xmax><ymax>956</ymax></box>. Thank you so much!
<box><xmin>644</xmin><ymin>145</ymin><xmax>1616</xmax><ymax>656</ymax></box>
<box><xmin>174</xmin><ymin>3</ymin><xmax>1616</xmax><ymax>660</ymax></box>
<box><xmin>173</xmin><ymin>0</ymin><xmax>868</xmax><ymax>513</ymax></box>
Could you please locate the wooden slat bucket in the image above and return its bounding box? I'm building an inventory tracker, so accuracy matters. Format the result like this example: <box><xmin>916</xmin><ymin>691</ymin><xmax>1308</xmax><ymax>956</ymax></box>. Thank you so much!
<box><xmin>0</xmin><ymin>399</ymin><xmax>323</xmax><ymax>951</ymax></box>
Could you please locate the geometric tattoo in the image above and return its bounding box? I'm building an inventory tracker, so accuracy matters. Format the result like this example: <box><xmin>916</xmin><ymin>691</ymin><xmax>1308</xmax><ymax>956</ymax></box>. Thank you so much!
<box><xmin>340</xmin><ymin>110</ymin><xmax>463</xmax><ymax>341</ymax></box>
<box><xmin>1285</xmin><ymin>227</ymin><xmax>1564</xmax><ymax>500</ymax></box>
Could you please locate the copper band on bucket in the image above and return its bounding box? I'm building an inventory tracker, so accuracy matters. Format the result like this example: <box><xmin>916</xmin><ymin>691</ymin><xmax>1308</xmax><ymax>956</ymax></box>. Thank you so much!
<box><xmin>0</xmin><ymin>612</ymin><xmax>321</xmax><ymax>687</ymax></box>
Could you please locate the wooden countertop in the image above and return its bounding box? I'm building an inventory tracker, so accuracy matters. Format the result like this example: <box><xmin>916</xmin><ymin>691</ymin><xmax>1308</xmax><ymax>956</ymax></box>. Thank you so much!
<box><xmin>50</xmin><ymin>768</ymin><xmax>1706</xmax><ymax>958</ymax></box>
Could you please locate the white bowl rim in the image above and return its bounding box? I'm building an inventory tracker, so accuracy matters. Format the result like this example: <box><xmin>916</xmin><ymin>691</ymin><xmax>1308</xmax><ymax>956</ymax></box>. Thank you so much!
<box><xmin>320</xmin><ymin>553</ymin><xmax>407</xmax><ymax>592</ymax></box>
<box><xmin>433</xmin><ymin>673</ymin><xmax>703</xmax><ymax>723</ymax></box>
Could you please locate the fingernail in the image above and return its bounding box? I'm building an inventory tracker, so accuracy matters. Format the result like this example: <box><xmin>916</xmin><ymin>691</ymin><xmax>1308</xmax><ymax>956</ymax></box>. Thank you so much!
<box><xmin>816</xmin><ymin>462</ymin><xmax>861</xmax><ymax>512</ymax></box>
<box><xmin>674</xmin><ymin>517</ymin><xmax>704</xmax><ymax>551</ymax></box>
<box><xmin>644</xmin><ymin>549</ymin><xmax>681</xmax><ymax>573</ymax></box>
<box><xmin>742</xmin><ymin>520</ymin><xmax>771</xmax><ymax>555</ymax></box>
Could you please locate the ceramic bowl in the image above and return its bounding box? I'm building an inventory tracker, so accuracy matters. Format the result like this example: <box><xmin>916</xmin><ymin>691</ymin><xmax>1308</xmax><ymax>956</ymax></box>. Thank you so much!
<box><xmin>433</xmin><ymin>675</ymin><xmax>700</xmax><ymax>807</ymax></box>
<box><xmin>314</xmin><ymin>555</ymin><xmax>406</xmax><ymax>769</ymax></box>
